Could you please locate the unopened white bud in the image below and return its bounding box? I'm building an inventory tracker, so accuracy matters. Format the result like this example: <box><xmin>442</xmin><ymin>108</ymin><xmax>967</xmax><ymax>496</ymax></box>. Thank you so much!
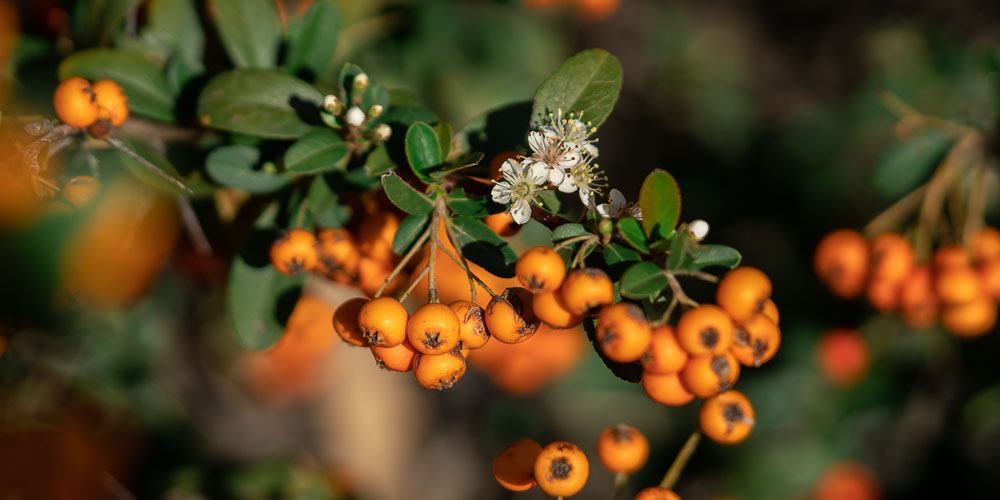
<box><xmin>688</xmin><ymin>219</ymin><xmax>709</xmax><ymax>241</ymax></box>
<box><xmin>368</xmin><ymin>104</ymin><xmax>384</xmax><ymax>118</ymax></box>
<box><xmin>353</xmin><ymin>73</ymin><xmax>369</xmax><ymax>92</ymax></box>
<box><xmin>345</xmin><ymin>106</ymin><xmax>365</xmax><ymax>127</ymax></box>
<box><xmin>322</xmin><ymin>94</ymin><xmax>340</xmax><ymax>113</ymax></box>
<box><xmin>374</xmin><ymin>123</ymin><xmax>392</xmax><ymax>141</ymax></box>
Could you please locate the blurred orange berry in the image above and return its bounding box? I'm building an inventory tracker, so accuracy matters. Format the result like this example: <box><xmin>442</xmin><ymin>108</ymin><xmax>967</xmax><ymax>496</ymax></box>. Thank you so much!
<box><xmin>814</xmin><ymin>230</ymin><xmax>869</xmax><ymax>299</ymax></box>
<box><xmin>816</xmin><ymin>329</ymin><xmax>869</xmax><ymax>387</ymax></box>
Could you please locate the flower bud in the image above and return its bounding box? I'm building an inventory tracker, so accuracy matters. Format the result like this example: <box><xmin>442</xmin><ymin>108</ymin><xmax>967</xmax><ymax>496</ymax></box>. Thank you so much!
<box><xmin>353</xmin><ymin>73</ymin><xmax>369</xmax><ymax>93</ymax></box>
<box><xmin>345</xmin><ymin>106</ymin><xmax>365</xmax><ymax>127</ymax></box>
<box><xmin>322</xmin><ymin>94</ymin><xmax>341</xmax><ymax>113</ymax></box>
<box><xmin>688</xmin><ymin>219</ymin><xmax>709</xmax><ymax>241</ymax></box>
<box><xmin>374</xmin><ymin>123</ymin><xmax>392</xmax><ymax>141</ymax></box>
<box><xmin>367</xmin><ymin>104</ymin><xmax>384</xmax><ymax>119</ymax></box>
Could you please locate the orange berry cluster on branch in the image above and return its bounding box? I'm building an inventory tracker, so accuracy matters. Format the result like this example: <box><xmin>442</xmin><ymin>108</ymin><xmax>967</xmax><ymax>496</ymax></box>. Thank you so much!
<box><xmin>53</xmin><ymin>76</ymin><xmax>129</xmax><ymax>136</ymax></box>
<box><xmin>815</xmin><ymin>228</ymin><xmax>1000</xmax><ymax>337</ymax></box>
<box><xmin>493</xmin><ymin>438</ymin><xmax>591</xmax><ymax>497</ymax></box>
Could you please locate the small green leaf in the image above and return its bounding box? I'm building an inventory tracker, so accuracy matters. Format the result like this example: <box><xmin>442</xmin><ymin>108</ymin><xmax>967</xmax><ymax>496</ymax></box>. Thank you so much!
<box><xmin>285</xmin><ymin>0</ymin><xmax>340</xmax><ymax>80</ymax></box>
<box><xmin>446</xmin><ymin>187</ymin><xmax>502</xmax><ymax>217</ymax></box>
<box><xmin>307</xmin><ymin>175</ymin><xmax>351</xmax><ymax>227</ymax></box>
<box><xmin>59</xmin><ymin>48</ymin><xmax>175</xmax><ymax>122</ymax></box>
<box><xmin>620</xmin><ymin>262</ymin><xmax>669</xmax><ymax>300</ymax></box>
<box><xmin>603</xmin><ymin>243</ymin><xmax>640</xmax><ymax>266</ymax></box>
<box><xmin>211</xmin><ymin>0</ymin><xmax>281</xmax><ymax>68</ymax></box>
<box><xmin>74</xmin><ymin>0</ymin><xmax>143</xmax><ymax>45</ymax></box>
<box><xmin>531</xmin><ymin>49</ymin><xmax>624</xmax><ymax>129</ymax></box>
<box><xmin>365</xmin><ymin>144</ymin><xmax>395</xmax><ymax>176</ymax></box>
<box><xmin>639</xmin><ymin>169</ymin><xmax>681</xmax><ymax>239</ymax></box>
<box><xmin>535</xmin><ymin>190</ymin><xmax>562</xmax><ymax>213</ymax></box>
<box><xmin>198</xmin><ymin>69</ymin><xmax>323</xmax><ymax>139</ymax></box>
<box><xmin>871</xmin><ymin>130</ymin><xmax>954</xmax><ymax>200</ymax></box>
<box><xmin>206</xmin><ymin>145</ymin><xmax>292</xmax><ymax>194</ymax></box>
<box><xmin>435</xmin><ymin>121</ymin><xmax>453</xmax><ymax>161</ymax></box>
<box><xmin>148</xmin><ymin>0</ymin><xmax>204</xmax><ymax>63</ymax></box>
<box><xmin>448</xmin><ymin>217</ymin><xmax>518</xmax><ymax>278</ymax></box>
<box><xmin>393</xmin><ymin>214</ymin><xmax>431</xmax><ymax>255</ymax></box>
<box><xmin>380</xmin><ymin>171</ymin><xmax>434</xmax><ymax>215</ymax></box>
<box><xmin>284</xmin><ymin>129</ymin><xmax>349</xmax><ymax>174</ymax></box>
<box><xmin>617</xmin><ymin>217</ymin><xmax>649</xmax><ymax>254</ymax></box>
<box><xmin>405</xmin><ymin>122</ymin><xmax>442</xmax><ymax>182</ymax></box>
<box><xmin>667</xmin><ymin>232</ymin><xmax>694</xmax><ymax>270</ymax></box>
<box><xmin>689</xmin><ymin>244</ymin><xmax>742</xmax><ymax>270</ymax></box>
<box><xmin>552</xmin><ymin>223</ymin><xmax>591</xmax><ymax>242</ymax></box>
<box><xmin>429</xmin><ymin>152</ymin><xmax>485</xmax><ymax>180</ymax></box>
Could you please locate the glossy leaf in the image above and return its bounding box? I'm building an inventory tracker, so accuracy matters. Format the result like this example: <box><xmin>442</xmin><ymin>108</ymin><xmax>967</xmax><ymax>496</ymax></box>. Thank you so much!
<box><xmin>307</xmin><ymin>175</ymin><xmax>351</xmax><ymax>227</ymax></box>
<box><xmin>148</xmin><ymin>0</ymin><xmax>204</xmax><ymax>62</ymax></box>
<box><xmin>639</xmin><ymin>169</ymin><xmax>681</xmax><ymax>239</ymax></box>
<box><xmin>531</xmin><ymin>49</ymin><xmax>623</xmax><ymax>129</ymax></box>
<box><xmin>429</xmin><ymin>152</ymin><xmax>485</xmax><ymax>180</ymax></box>
<box><xmin>284</xmin><ymin>129</ymin><xmax>349</xmax><ymax>174</ymax></box>
<box><xmin>75</xmin><ymin>0</ymin><xmax>143</xmax><ymax>45</ymax></box>
<box><xmin>667</xmin><ymin>232</ymin><xmax>694</xmax><ymax>270</ymax></box>
<box><xmin>380</xmin><ymin>171</ymin><xmax>434</xmax><ymax>215</ymax></box>
<box><xmin>446</xmin><ymin>187</ymin><xmax>502</xmax><ymax>217</ymax></box>
<box><xmin>198</xmin><ymin>69</ymin><xmax>323</xmax><ymax>139</ymax></box>
<box><xmin>552</xmin><ymin>223</ymin><xmax>591</xmax><ymax>242</ymax></box>
<box><xmin>58</xmin><ymin>48</ymin><xmax>175</xmax><ymax>122</ymax></box>
<box><xmin>211</xmin><ymin>0</ymin><xmax>280</xmax><ymax>68</ymax></box>
<box><xmin>405</xmin><ymin>121</ymin><xmax>442</xmax><ymax>182</ymax></box>
<box><xmin>285</xmin><ymin>0</ymin><xmax>340</xmax><ymax>80</ymax></box>
<box><xmin>617</xmin><ymin>217</ymin><xmax>649</xmax><ymax>254</ymax></box>
<box><xmin>448</xmin><ymin>217</ymin><xmax>518</xmax><ymax>278</ymax></box>
<box><xmin>620</xmin><ymin>262</ymin><xmax>669</xmax><ymax>300</ymax></box>
<box><xmin>435</xmin><ymin>121</ymin><xmax>453</xmax><ymax>161</ymax></box>
<box><xmin>393</xmin><ymin>214</ymin><xmax>431</xmax><ymax>255</ymax></box>
<box><xmin>206</xmin><ymin>145</ymin><xmax>292</xmax><ymax>194</ymax></box>
<box><xmin>689</xmin><ymin>244</ymin><xmax>742</xmax><ymax>270</ymax></box>
<box><xmin>365</xmin><ymin>144</ymin><xmax>395</xmax><ymax>176</ymax></box>
<box><xmin>371</xmin><ymin>106</ymin><xmax>439</xmax><ymax>127</ymax></box>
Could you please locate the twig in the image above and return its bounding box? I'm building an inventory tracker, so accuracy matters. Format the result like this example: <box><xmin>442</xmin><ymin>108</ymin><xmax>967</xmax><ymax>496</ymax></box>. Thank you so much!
<box><xmin>659</xmin><ymin>430</ymin><xmax>701</xmax><ymax>490</ymax></box>
<box><xmin>3</xmin><ymin>124</ymin><xmax>79</xmax><ymax>175</ymax></box>
<box><xmin>104</xmin><ymin>137</ymin><xmax>194</xmax><ymax>194</ymax></box>
<box><xmin>610</xmin><ymin>472</ymin><xmax>628</xmax><ymax>500</ymax></box>
<box><xmin>553</xmin><ymin>234</ymin><xmax>596</xmax><ymax>251</ymax></box>
<box><xmin>374</xmin><ymin>228</ymin><xmax>431</xmax><ymax>298</ymax></box>
<box><xmin>436</xmin><ymin>233</ymin><xmax>496</xmax><ymax>298</ymax></box>
<box><xmin>176</xmin><ymin>197</ymin><xmax>212</xmax><ymax>256</ymax></box>
<box><xmin>915</xmin><ymin>132</ymin><xmax>980</xmax><ymax>258</ymax></box>
<box><xmin>862</xmin><ymin>183</ymin><xmax>928</xmax><ymax>238</ymax></box>
<box><xmin>963</xmin><ymin>159</ymin><xmax>989</xmax><ymax>244</ymax></box>
<box><xmin>669</xmin><ymin>269</ymin><xmax>719</xmax><ymax>283</ymax></box>
<box><xmin>665</xmin><ymin>273</ymin><xmax>698</xmax><ymax>308</ymax></box>
<box><xmin>397</xmin><ymin>266</ymin><xmax>430</xmax><ymax>302</ymax></box>
<box><xmin>428</xmin><ymin>213</ymin><xmax>440</xmax><ymax>303</ymax></box>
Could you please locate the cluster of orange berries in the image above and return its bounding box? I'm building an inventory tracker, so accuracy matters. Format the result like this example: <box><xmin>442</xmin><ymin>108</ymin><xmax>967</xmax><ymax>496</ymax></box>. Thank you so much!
<box><xmin>268</xmin><ymin>209</ymin><xmax>405</xmax><ymax>296</ymax></box>
<box><xmin>493</xmin><ymin>424</ymin><xmax>681</xmax><ymax>499</ymax></box>
<box><xmin>815</xmin><ymin>227</ymin><xmax>1000</xmax><ymax>337</ymax></box>
<box><xmin>53</xmin><ymin>76</ymin><xmax>129</xmax><ymax>137</ymax></box>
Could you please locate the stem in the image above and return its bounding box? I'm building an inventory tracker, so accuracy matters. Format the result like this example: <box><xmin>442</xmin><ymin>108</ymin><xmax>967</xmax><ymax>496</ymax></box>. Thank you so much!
<box><xmin>176</xmin><ymin>197</ymin><xmax>212</xmax><ymax>256</ymax></box>
<box><xmin>665</xmin><ymin>273</ymin><xmax>699</xmax><ymax>308</ymax></box>
<box><xmin>374</xmin><ymin>227</ymin><xmax>431</xmax><ymax>298</ymax></box>
<box><xmin>3</xmin><ymin>124</ymin><xmax>79</xmax><ymax>175</ymax></box>
<box><xmin>659</xmin><ymin>431</ymin><xmax>701</xmax><ymax>490</ymax></box>
<box><xmin>553</xmin><ymin>234</ymin><xmax>596</xmax><ymax>251</ymax></box>
<box><xmin>963</xmin><ymin>160</ymin><xmax>989</xmax><ymax>244</ymax></box>
<box><xmin>428</xmin><ymin>214</ymin><xmax>440</xmax><ymax>303</ymax></box>
<box><xmin>862</xmin><ymin>183</ymin><xmax>928</xmax><ymax>238</ymax></box>
<box><xmin>33</xmin><ymin>175</ymin><xmax>60</xmax><ymax>194</ymax></box>
<box><xmin>105</xmin><ymin>137</ymin><xmax>194</xmax><ymax>194</ymax></box>
<box><xmin>293</xmin><ymin>197</ymin><xmax>310</xmax><ymax>229</ymax></box>
<box><xmin>669</xmin><ymin>269</ymin><xmax>719</xmax><ymax>283</ymax></box>
<box><xmin>915</xmin><ymin>132</ymin><xmax>980</xmax><ymax>258</ymax></box>
<box><xmin>397</xmin><ymin>266</ymin><xmax>430</xmax><ymax>302</ymax></box>
<box><xmin>437</xmin><ymin>233</ymin><xmax>496</xmax><ymax>297</ymax></box>
<box><xmin>610</xmin><ymin>472</ymin><xmax>628</xmax><ymax>500</ymax></box>
<box><xmin>652</xmin><ymin>296</ymin><xmax>681</xmax><ymax>327</ymax></box>
<box><xmin>573</xmin><ymin>239</ymin><xmax>595</xmax><ymax>269</ymax></box>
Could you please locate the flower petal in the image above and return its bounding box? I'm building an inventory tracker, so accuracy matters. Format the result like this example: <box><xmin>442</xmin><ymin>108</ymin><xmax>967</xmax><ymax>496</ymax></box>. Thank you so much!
<box><xmin>510</xmin><ymin>199</ymin><xmax>532</xmax><ymax>225</ymax></box>
<box><xmin>548</xmin><ymin>166</ymin><xmax>566</xmax><ymax>185</ymax></box>
<box><xmin>596</xmin><ymin>203</ymin><xmax>612</xmax><ymax>218</ymax></box>
<box><xmin>557</xmin><ymin>175</ymin><xmax>577</xmax><ymax>193</ymax></box>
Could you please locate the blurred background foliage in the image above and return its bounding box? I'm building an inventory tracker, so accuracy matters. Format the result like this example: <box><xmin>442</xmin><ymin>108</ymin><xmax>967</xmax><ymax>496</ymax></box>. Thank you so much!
<box><xmin>1</xmin><ymin>0</ymin><xmax>1000</xmax><ymax>499</ymax></box>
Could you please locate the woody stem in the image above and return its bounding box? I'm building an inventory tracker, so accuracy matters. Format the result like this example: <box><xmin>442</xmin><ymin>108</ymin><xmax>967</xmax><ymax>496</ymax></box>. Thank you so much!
<box><xmin>374</xmin><ymin>227</ymin><xmax>431</xmax><ymax>298</ymax></box>
<box><xmin>659</xmin><ymin>430</ymin><xmax>701</xmax><ymax>490</ymax></box>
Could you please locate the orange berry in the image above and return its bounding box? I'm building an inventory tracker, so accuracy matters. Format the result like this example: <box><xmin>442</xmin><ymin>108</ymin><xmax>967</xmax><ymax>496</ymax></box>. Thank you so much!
<box><xmin>641</xmin><ymin>325</ymin><xmax>689</xmax><ymax>375</ymax></box>
<box><xmin>642</xmin><ymin>371</ymin><xmax>695</xmax><ymax>406</ymax></box>
<box><xmin>533</xmin><ymin>441</ymin><xmax>590</xmax><ymax>497</ymax></box>
<box><xmin>731</xmin><ymin>314</ymin><xmax>781</xmax><ymax>367</ymax></box>
<box><xmin>814</xmin><ymin>462</ymin><xmax>882</xmax><ymax>500</ymax></box>
<box><xmin>493</xmin><ymin>438</ymin><xmax>543</xmax><ymax>492</ymax></box>
<box><xmin>865</xmin><ymin>278</ymin><xmax>900</xmax><ymax>312</ymax></box>
<box><xmin>61</xmin><ymin>175</ymin><xmax>100</xmax><ymax>210</ymax></box>
<box><xmin>970</xmin><ymin>227</ymin><xmax>1000</xmax><ymax>263</ymax></box>
<box><xmin>936</xmin><ymin>267</ymin><xmax>984</xmax><ymax>305</ymax></box>
<box><xmin>716</xmin><ymin>267</ymin><xmax>772</xmax><ymax>322</ymax></box>
<box><xmin>358</xmin><ymin>211</ymin><xmax>399</xmax><ymax>261</ymax></box>
<box><xmin>516</xmin><ymin>246</ymin><xmax>566</xmax><ymax>292</ymax></box>
<box><xmin>371</xmin><ymin>338</ymin><xmax>418</xmax><ymax>371</ymax></box>
<box><xmin>490</xmin><ymin>151</ymin><xmax>520</xmax><ymax>180</ymax></box>
<box><xmin>596</xmin><ymin>424</ymin><xmax>649</xmax><ymax>474</ymax></box>
<box><xmin>269</xmin><ymin>228</ymin><xmax>319</xmax><ymax>275</ymax></box>
<box><xmin>576</xmin><ymin>0</ymin><xmax>621</xmax><ymax>21</ymax></box>
<box><xmin>91</xmin><ymin>79</ymin><xmax>129</xmax><ymax>127</ymax></box>
<box><xmin>676</xmin><ymin>304</ymin><xmax>734</xmax><ymax>356</ymax></box>
<box><xmin>941</xmin><ymin>295</ymin><xmax>997</xmax><ymax>338</ymax></box>
<box><xmin>869</xmin><ymin>233</ymin><xmax>915</xmax><ymax>281</ymax></box>
<box><xmin>814</xmin><ymin>229</ymin><xmax>869</xmax><ymax>299</ymax></box>
<box><xmin>53</xmin><ymin>76</ymin><xmax>99</xmax><ymax>128</ymax></box>
<box><xmin>761</xmin><ymin>298</ymin><xmax>779</xmax><ymax>325</ymax></box>
<box><xmin>933</xmin><ymin>244</ymin><xmax>971</xmax><ymax>271</ymax></box>
<box><xmin>633</xmin><ymin>487</ymin><xmax>681</xmax><ymax>500</ymax></box>
<box><xmin>406</xmin><ymin>303</ymin><xmax>461</xmax><ymax>355</ymax></box>
<box><xmin>485</xmin><ymin>287</ymin><xmax>540</xmax><ymax>344</ymax></box>
<box><xmin>561</xmin><ymin>268</ymin><xmax>614</xmax><ymax>315</ymax></box>
<box><xmin>358</xmin><ymin>296</ymin><xmax>408</xmax><ymax>346</ymax></box>
<box><xmin>699</xmin><ymin>390</ymin><xmax>755</xmax><ymax>444</ymax></box>
<box><xmin>332</xmin><ymin>297</ymin><xmax>368</xmax><ymax>347</ymax></box>
<box><xmin>316</xmin><ymin>228</ymin><xmax>360</xmax><ymax>279</ymax></box>
<box><xmin>816</xmin><ymin>329</ymin><xmax>869</xmax><ymax>387</ymax></box>
<box><xmin>980</xmin><ymin>259</ymin><xmax>1000</xmax><ymax>300</ymax></box>
<box><xmin>596</xmin><ymin>302</ymin><xmax>652</xmax><ymax>362</ymax></box>
<box><xmin>533</xmin><ymin>290</ymin><xmax>584</xmax><ymax>329</ymax></box>
<box><xmin>413</xmin><ymin>349</ymin><xmax>467</xmax><ymax>389</ymax></box>
<box><xmin>357</xmin><ymin>256</ymin><xmax>403</xmax><ymax>297</ymax></box>
<box><xmin>485</xmin><ymin>212</ymin><xmax>522</xmax><ymax>237</ymax></box>
<box><xmin>450</xmin><ymin>300</ymin><xmax>489</xmax><ymax>349</ymax></box>
<box><xmin>899</xmin><ymin>266</ymin><xmax>938</xmax><ymax>328</ymax></box>
<box><xmin>680</xmin><ymin>353</ymin><xmax>740</xmax><ymax>398</ymax></box>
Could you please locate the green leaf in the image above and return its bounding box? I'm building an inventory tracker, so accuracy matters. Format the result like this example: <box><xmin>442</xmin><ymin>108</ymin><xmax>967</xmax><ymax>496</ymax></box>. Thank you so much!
<box><xmin>617</xmin><ymin>217</ymin><xmax>649</xmax><ymax>254</ymax></box>
<box><xmin>58</xmin><ymin>48</ymin><xmax>175</xmax><ymax>122</ymax></box>
<box><xmin>448</xmin><ymin>217</ymin><xmax>518</xmax><ymax>278</ymax></box>
<box><xmin>285</xmin><ymin>0</ymin><xmax>340</xmax><ymax>80</ymax></box>
<box><xmin>284</xmin><ymin>129</ymin><xmax>349</xmax><ymax>174</ymax></box>
<box><xmin>639</xmin><ymin>169</ymin><xmax>681</xmax><ymax>239</ymax></box>
<box><xmin>365</xmin><ymin>144</ymin><xmax>395</xmax><ymax>176</ymax></box>
<box><xmin>380</xmin><ymin>171</ymin><xmax>434</xmax><ymax>215</ymax></box>
<box><xmin>446</xmin><ymin>187</ymin><xmax>501</xmax><ymax>217</ymax></box>
<box><xmin>871</xmin><ymin>130</ymin><xmax>955</xmax><ymax>200</ymax></box>
<box><xmin>393</xmin><ymin>214</ymin><xmax>431</xmax><ymax>255</ymax></box>
<box><xmin>74</xmin><ymin>0</ymin><xmax>143</xmax><ymax>45</ymax></box>
<box><xmin>307</xmin><ymin>175</ymin><xmax>351</xmax><ymax>227</ymax></box>
<box><xmin>689</xmin><ymin>244</ymin><xmax>742</xmax><ymax>270</ymax></box>
<box><xmin>338</xmin><ymin>62</ymin><xmax>365</xmax><ymax>97</ymax></box>
<box><xmin>370</xmin><ymin>106</ymin><xmax>438</xmax><ymax>127</ymax></box>
<box><xmin>227</xmin><ymin>228</ymin><xmax>305</xmax><ymax>350</ymax></box>
<box><xmin>454</xmin><ymin>101</ymin><xmax>531</xmax><ymax>158</ymax></box>
<box><xmin>667</xmin><ymin>232</ymin><xmax>694</xmax><ymax>270</ymax></box>
<box><xmin>429</xmin><ymin>152</ymin><xmax>485</xmax><ymax>180</ymax></box>
<box><xmin>535</xmin><ymin>190</ymin><xmax>562</xmax><ymax>213</ymax></box>
<box><xmin>198</xmin><ymin>69</ymin><xmax>323</xmax><ymax>139</ymax></box>
<box><xmin>113</xmin><ymin>138</ymin><xmax>188</xmax><ymax>194</ymax></box>
<box><xmin>620</xmin><ymin>262</ymin><xmax>669</xmax><ymax>300</ymax></box>
<box><xmin>551</xmin><ymin>223</ymin><xmax>591</xmax><ymax>242</ymax></box>
<box><xmin>435</xmin><ymin>121</ymin><xmax>453</xmax><ymax>161</ymax></box>
<box><xmin>603</xmin><ymin>243</ymin><xmax>640</xmax><ymax>267</ymax></box>
<box><xmin>148</xmin><ymin>0</ymin><xmax>204</xmax><ymax>63</ymax></box>
<box><xmin>211</xmin><ymin>0</ymin><xmax>280</xmax><ymax>68</ymax></box>
<box><xmin>405</xmin><ymin>121</ymin><xmax>442</xmax><ymax>182</ymax></box>
<box><xmin>531</xmin><ymin>48</ymin><xmax>623</xmax><ymax>129</ymax></box>
<box><xmin>206</xmin><ymin>145</ymin><xmax>293</xmax><ymax>194</ymax></box>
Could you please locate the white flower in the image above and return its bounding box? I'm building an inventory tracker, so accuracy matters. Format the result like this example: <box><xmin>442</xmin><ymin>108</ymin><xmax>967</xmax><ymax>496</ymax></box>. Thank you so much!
<box><xmin>556</xmin><ymin>156</ymin><xmax>606</xmax><ymax>206</ymax></box>
<box><xmin>491</xmin><ymin>158</ymin><xmax>547</xmax><ymax>225</ymax></box>
<box><xmin>540</xmin><ymin>109</ymin><xmax>599</xmax><ymax>157</ymax></box>
<box><xmin>596</xmin><ymin>189</ymin><xmax>642</xmax><ymax>220</ymax></box>
<box><xmin>525</xmin><ymin>130</ymin><xmax>582</xmax><ymax>187</ymax></box>
<box><xmin>688</xmin><ymin>219</ymin><xmax>709</xmax><ymax>241</ymax></box>
<box><xmin>345</xmin><ymin>106</ymin><xmax>365</xmax><ymax>127</ymax></box>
